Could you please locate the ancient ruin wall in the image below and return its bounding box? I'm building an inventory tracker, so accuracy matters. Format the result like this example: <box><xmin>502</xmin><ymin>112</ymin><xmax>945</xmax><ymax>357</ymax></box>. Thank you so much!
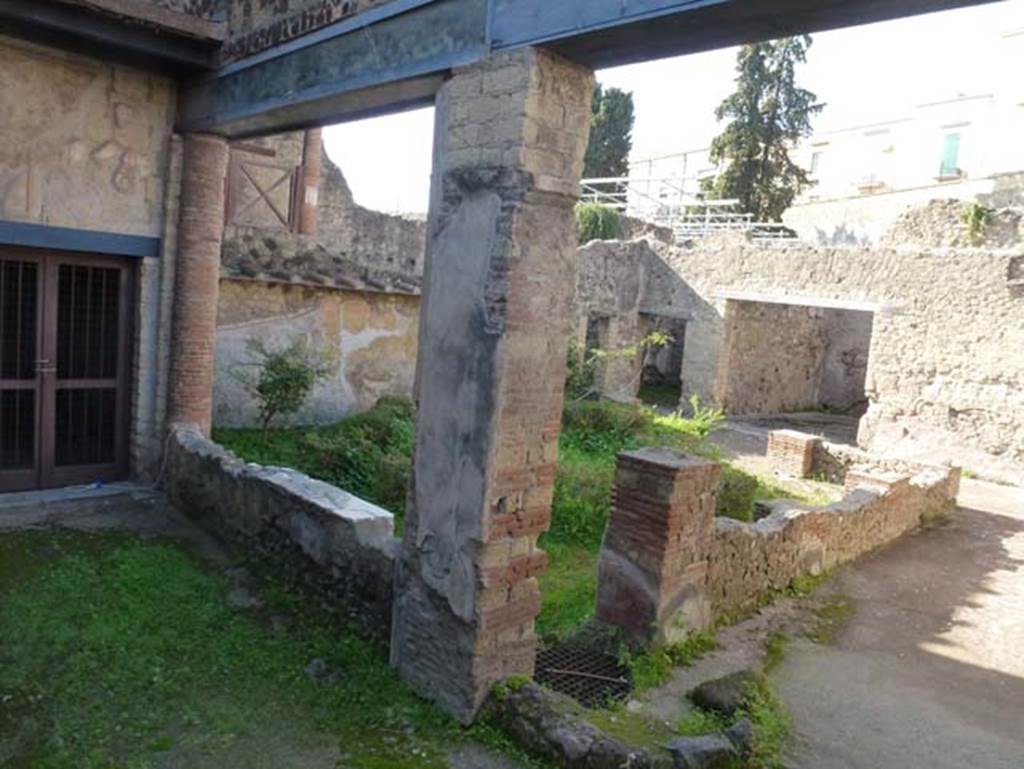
<box><xmin>577</xmin><ymin>232</ymin><xmax>1024</xmax><ymax>483</ymax></box>
<box><xmin>214</xmin><ymin>279</ymin><xmax>419</xmax><ymax>426</ymax></box>
<box><xmin>705</xmin><ymin>466</ymin><xmax>960</xmax><ymax>618</ymax></box>
<box><xmin>596</xmin><ymin>447</ymin><xmax>960</xmax><ymax>643</ymax></box>
<box><xmin>714</xmin><ymin>301</ymin><xmax>829</xmax><ymax>414</ymax></box>
<box><xmin>164</xmin><ymin>424</ymin><xmax>399</xmax><ymax>635</ymax></box>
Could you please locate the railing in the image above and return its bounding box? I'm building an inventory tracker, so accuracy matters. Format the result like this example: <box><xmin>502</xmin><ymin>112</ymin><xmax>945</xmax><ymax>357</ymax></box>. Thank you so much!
<box><xmin>580</xmin><ymin>175</ymin><xmax>797</xmax><ymax>242</ymax></box>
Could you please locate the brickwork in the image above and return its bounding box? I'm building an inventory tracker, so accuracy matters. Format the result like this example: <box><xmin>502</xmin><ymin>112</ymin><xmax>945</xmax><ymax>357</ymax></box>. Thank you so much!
<box><xmin>595</xmin><ymin>448</ymin><xmax>960</xmax><ymax>643</ymax></box>
<box><xmin>766</xmin><ymin>430</ymin><xmax>820</xmax><ymax>477</ymax></box>
<box><xmin>596</xmin><ymin>448</ymin><xmax>720</xmax><ymax>645</ymax></box>
<box><xmin>168</xmin><ymin>133</ymin><xmax>229</xmax><ymax>435</ymax></box>
<box><xmin>390</xmin><ymin>47</ymin><xmax>594</xmax><ymax>724</ymax></box>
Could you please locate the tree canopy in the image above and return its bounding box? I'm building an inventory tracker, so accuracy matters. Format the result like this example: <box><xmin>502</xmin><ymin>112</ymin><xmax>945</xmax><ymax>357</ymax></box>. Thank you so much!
<box><xmin>706</xmin><ymin>36</ymin><xmax>823</xmax><ymax>221</ymax></box>
<box><xmin>583</xmin><ymin>84</ymin><xmax>635</xmax><ymax>179</ymax></box>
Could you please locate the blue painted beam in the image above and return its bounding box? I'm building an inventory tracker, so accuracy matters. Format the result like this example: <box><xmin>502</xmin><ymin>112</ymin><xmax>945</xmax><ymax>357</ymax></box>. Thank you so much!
<box><xmin>0</xmin><ymin>221</ymin><xmax>161</xmax><ymax>259</ymax></box>
<box><xmin>176</xmin><ymin>0</ymin><xmax>998</xmax><ymax>136</ymax></box>
<box><xmin>178</xmin><ymin>0</ymin><xmax>488</xmax><ymax>138</ymax></box>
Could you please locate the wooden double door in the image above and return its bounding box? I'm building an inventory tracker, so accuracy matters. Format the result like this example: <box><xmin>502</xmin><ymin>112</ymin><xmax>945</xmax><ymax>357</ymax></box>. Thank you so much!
<box><xmin>0</xmin><ymin>250</ymin><xmax>133</xmax><ymax>492</ymax></box>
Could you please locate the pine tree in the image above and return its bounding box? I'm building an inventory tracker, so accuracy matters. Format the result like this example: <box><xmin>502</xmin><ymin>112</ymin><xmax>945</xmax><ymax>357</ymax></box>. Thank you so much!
<box><xmin>707</xmin><ymin>36</ymin><xmax>823</xmax><ymax>221</ymax></box>
<box><xmin>583</xmin><ymin>84</ymin><xmax>635</xmax><ymax>179</ymax></box>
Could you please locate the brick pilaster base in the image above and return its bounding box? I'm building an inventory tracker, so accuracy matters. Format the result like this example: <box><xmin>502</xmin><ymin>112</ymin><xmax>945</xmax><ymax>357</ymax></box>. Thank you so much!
<box><xmin>596</xmin><ymin>447</ymin><xmax>720</xmax><ymax>645</ymax></box>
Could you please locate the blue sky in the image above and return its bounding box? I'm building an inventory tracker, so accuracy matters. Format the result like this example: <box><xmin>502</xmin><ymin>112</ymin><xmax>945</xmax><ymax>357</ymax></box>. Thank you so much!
<box><xmin>324</xmin><ymin>0</ymin><xmax>1023</xmax><ymax>214</ymax></box>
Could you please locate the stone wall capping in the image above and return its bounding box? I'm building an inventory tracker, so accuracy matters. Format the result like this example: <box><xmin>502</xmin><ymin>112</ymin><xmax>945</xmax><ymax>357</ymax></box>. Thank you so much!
<box><xmin>164</xmin><ymin>423</ymin><xmax>399</xmax><ymax>635</ymax></box>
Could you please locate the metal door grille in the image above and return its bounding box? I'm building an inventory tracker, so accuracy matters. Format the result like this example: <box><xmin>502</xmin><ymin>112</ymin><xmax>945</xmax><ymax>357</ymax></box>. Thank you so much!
<box><xmin>0</xmin><ymin>259</ymin><xmax>38</xmax><ymax>477</ymax></box>
<box><xmin>0</xmin><ymin>390</ymin><xmax>34</xmax><ymax>469</ymax></box>
<box><xmin>0</xmin><ymin>250</ymin><xmax>131</xmax><ymax>492</ymax></box>
<box><xmin>55</xmin><ymin>388</ymin><xmax>116</xmax><ymax>467</ymax></box>
<box><xmin>0</xmin><ymin>260</ymin><xmax>37</xmax><ymax>379</ymax></box>
<box><xmin>57</xmin><ymin>265</ymin><xmax>120</xmax><ymax>379</ymax></box>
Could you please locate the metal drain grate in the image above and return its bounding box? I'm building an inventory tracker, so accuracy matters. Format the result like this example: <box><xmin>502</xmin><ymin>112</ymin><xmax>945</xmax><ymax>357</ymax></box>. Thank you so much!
<box><xmin>535</xmin><ymin>643</ymin><xmax>633</xmax><ymax>707</ymax></box>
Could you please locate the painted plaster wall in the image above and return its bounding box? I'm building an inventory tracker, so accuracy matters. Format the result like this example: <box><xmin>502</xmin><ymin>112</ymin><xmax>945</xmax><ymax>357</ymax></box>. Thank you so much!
<box><xmin>0</xmin><ymin>36</ymin><xmax>178</xmax><ymax>481</ymax></box>
<box><xmin>0</xmin><ymin>36</ymin><xmax>175</xmax><ymax>237</ymax></box>
<box><xmin>213</xmin><ymin>278</ymin><xmax>419</xmax><ymax>427</ymax></box>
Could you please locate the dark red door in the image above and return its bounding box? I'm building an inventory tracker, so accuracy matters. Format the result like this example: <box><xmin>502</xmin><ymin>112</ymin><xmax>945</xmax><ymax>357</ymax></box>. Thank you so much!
<box><xmin>0</xmin><ymin>249</ymin><xmax>132</xmax><ymax>492</ymax></box>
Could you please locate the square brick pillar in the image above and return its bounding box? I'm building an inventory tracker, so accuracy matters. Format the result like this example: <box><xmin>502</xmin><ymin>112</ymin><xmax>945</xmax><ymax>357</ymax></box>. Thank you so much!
<box><xmin>390</xmin><ymin>48</ymin><xmax>594</xmax><ymax>723</ymax></box>
<box><xmin>596</xmin><ymin>448</ymin><xmax>720</xmax><ymax>646</ymax></box>
<box><xmin>168</xmin><ymin>133</ymin><xmax>229</xmax><ymax>436</ymax></box>
<box><xmin>766</xmin><ymin>429</ymin><xmax>820</xmax><ymax>478</ymax></box>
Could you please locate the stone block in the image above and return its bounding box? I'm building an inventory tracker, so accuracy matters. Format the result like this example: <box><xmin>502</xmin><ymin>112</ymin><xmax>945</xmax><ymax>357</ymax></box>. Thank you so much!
<box><xmin>767</xmin><ymin>429</ymin><xmax>820</xmax><ymax>478</ymax></box>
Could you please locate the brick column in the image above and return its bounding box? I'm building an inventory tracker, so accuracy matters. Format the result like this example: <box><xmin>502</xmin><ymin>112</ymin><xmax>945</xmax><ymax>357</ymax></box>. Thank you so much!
<box><xmin>167</xmin><ymin>133</ymin><xmax>229</xmax><ymax>436</ymax></box>
<box><xmin>766</xmin><ymin>429</ymin><xmax>820</xmax><ymax>477</ymax></box>
<box><xmin>390</xmin><ymin>48</ymin><xmax>594</xmax><ymax>723</ymax></box>
<box><xmin>596</xmin><ymin>448</ymin><xmax>720</xmax><ymax>645</ymax></box>
<box><xmin>297</xmin><ymin>128</ymin><xmax>322</xmax><ymax>236</ymax></box>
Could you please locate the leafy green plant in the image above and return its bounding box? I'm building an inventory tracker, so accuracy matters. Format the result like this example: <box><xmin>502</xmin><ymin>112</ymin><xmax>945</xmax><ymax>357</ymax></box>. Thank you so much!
<box><xmin>575</xmin><ymin>203</ymin><xmax>624</xmax><ymax>243</ymax></box>
<box><xmin>564</xmin><ymin>337</ymin><xmax>598</xmax><ymax>401</ymax></box>
<box><xmin>565</xmin><ymin>331</ymin><xmax>673</xmax><ymax>402</ymax></box>
<box><xmin>677</xmin><ymin>394</ymin><xmax>725</xmax><ymax>439</ymax></box>
<box><xmin>231</xmin><ymin>337</ymin><xmax>333</xmax><ymax>432</ymax></box>
<box><xmin>961</xmin><ymin>201</ymin><xmax>991</xmax><ymax>244</ymax></box>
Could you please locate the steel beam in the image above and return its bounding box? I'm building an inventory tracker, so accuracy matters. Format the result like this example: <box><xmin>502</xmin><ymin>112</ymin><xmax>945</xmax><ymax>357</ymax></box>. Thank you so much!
<box><xmin>175</xmin><ymin>0</ymin><xmax>1000</xmax><ymax>136</ymax></box>
<box><xmin>0</xmin><ymin>0</ymin><xmax>219</xmax><ymax>72</ymax></box>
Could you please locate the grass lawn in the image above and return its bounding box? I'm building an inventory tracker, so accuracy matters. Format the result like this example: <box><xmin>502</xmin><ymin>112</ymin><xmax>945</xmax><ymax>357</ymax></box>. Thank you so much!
<box><xmin>215</xmin><ymin>397</ymin><xmax>834</xmax><ymax>642</ymax></box>
<box><xmin>0</xmin><ymin>530</ymin><xmax>540</xmax><ymax>769</ymax></box>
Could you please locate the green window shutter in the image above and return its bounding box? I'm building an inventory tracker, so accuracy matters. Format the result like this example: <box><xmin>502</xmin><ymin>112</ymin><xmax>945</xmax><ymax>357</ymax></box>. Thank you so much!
<box><xmin>940</xmin><ymin>133</ymin><xmax>961</xmax><ymax>177</ymax></box>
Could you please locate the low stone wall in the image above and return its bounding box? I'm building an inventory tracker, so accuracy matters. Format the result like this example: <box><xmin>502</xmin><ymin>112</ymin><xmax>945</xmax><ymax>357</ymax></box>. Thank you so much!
<box><xmin>596</xmin><ymin>447</ymin><xmax>959</xmax><ymax>643</ymax></box>
<box><xmin>163</xmin><ymin>424</ymin><xmax>399</xmax><ymax>635</ymax></box>
<box><xmin>706</xmin><ymin>465</ymin><xmax>959</xmax><ymax>618</ymax></box>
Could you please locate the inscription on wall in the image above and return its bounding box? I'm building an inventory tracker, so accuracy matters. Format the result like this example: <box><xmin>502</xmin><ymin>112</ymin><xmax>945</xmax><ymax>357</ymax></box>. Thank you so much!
<box><xmin>225</xmin><ymin>0</ymin><xmax>391</xmax><ymax>60</ymax></box>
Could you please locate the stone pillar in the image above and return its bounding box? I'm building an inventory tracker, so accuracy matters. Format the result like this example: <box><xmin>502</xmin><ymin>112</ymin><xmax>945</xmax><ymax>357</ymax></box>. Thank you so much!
<box><xmin>167</xmin><ymin>133</ymin><xmax>229</xmax><ymax>436</ymax></box>
<box><xmin>766</xmin><ymin>429</ymin><xmax>820</xmax><ymax>478</ymax></box>
<box><xmin>390</xmin><ymin>48</ymin><xmax>594</xmax><ymax>723</ymax></box>
<box><xmin>298</xmin><ymin>128</ymin><xmax>322</xmax><ymax>236</ymax></box>
<box><xmin>596</xmin><ymin>448</ymin><xmax>720</xmax><ymax>646</ymax></box>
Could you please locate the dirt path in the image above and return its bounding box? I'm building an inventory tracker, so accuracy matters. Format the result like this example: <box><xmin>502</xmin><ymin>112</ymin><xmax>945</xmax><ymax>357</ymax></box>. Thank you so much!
<box><xmin>774</xmin><ymin>478</ymin><xmax>1024</xmax><ymax>769</ymax></box>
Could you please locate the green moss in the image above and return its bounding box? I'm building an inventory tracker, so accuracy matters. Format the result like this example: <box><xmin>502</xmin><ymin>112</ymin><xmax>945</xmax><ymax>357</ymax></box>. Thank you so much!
<box><xmin>806</xmin><ymin>594</ymin><xmax>855</xmax><ymax>645</ymax></box>
<box><xmin>637</xmin><ymin>383</ymin><xmax>682</xmax><ymax>408</ymax></box>
<box><xmin>621</xmin><ymin>630</ymin><xmax>718</xmax><ymax>691</ymax></box>
<box><xmin>762</xmin><ymin>632</ymin><xmax>788</xmax><ymax>673</ymax></box>
<box><xmin>585</xmin><ymin>704</ymin><xmax>676</xmax><ymax>750</ymax></box>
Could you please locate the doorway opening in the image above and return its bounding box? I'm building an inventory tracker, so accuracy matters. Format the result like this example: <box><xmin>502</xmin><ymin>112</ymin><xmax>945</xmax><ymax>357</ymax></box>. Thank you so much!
<box><xmin>0</xmin><ymin>250</ymin><xmax>133</xmax><ymax>492</ymax></box>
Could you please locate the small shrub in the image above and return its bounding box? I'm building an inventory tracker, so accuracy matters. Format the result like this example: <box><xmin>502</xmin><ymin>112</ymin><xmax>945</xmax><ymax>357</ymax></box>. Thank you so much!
<box><xmin>231</xmin><ymin>338</ymin><xmax>333</xmax><ymax>432</ymax></box>
<box><xmin>961</xmin><ymin>201</ymin><xmax>991</xmax><ymax>244</ymax></box>
<box><xmin>564</xmin><ymin>337</ymin><xmax>597</xmax><ymax>401</ymax></box>
<box><xmin>576</xmin><ymin>203</ymin><xmax>624</xmax><ymax>243</ymax></box>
